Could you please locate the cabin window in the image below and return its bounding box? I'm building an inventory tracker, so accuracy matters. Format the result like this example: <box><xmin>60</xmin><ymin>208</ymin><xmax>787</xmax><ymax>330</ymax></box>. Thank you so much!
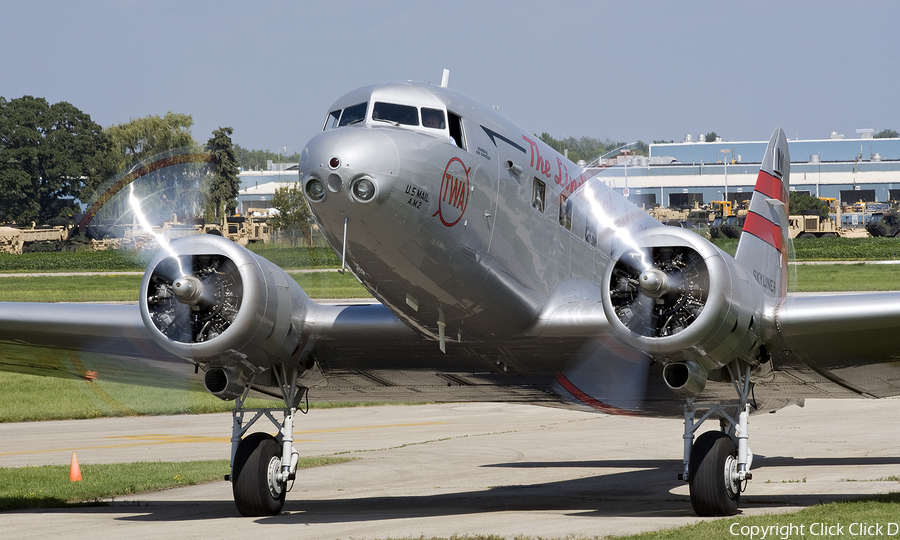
<box><xmin>559</xmin><ymin>194</ymin><xmax>573</xmax><ymax>230</ymax></box>
<box><xmin>532</xmin><ymin>178</ymin><xmax>545</xmax><ymax>213</ymax></box>
<box><xmin>448</xmin><ymin>111</ymin><xmax>465</xmax><ymax>150</ymax></box>
<box><xmin>373</xmin><ymin>102</ymin><xmax>419</xmax><ymax>126</ymax></box>
<box><xmin>421</xmin><ymin>108</ymin><xmax>446</xmax><ymax>129</ymax></box>
<box><xmin>324</xmin><ymin>109</ymin><xmax>341</xmax><ymax>130</ymax></box>
<box><xmin>585</xmin><ymin>217</ymin><xmax>598</xmax><ymax>246</ymax></box>
<box><xmin>338</xmin><ymin>102</ymin><xmax>367</xmax><ymax>127</ymax></box>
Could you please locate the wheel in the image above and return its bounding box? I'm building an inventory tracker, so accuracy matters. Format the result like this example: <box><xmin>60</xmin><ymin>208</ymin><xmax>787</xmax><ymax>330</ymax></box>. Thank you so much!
<box><xmin>689</xmin><ymin>430</ymin><xmax>740</xmax><ymax>516</ymax></box>
<box><xmin>232</xmin><ymin>432</ymin><xmax>286</xmax><ymax>516</ymax></box>
<box><xmin>799</xmin><ymin>232</ymin><xmax>816</xmax><ymax>239</ymax></box>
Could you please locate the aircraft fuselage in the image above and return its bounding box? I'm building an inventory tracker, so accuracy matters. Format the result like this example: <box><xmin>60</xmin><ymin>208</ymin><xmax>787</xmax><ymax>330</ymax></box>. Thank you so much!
<box><xmin>299</xmin><ymin>82</ymin><xmax>660</xmax><ymax>345</ymax></box>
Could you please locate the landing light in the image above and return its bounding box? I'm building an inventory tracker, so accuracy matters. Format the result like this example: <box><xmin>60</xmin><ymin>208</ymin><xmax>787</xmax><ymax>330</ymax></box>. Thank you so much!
<box><xmin>306</xmin><ymin>178</ymin><xmax>326</xmax><ymax>202</ymax></box>
<box><xmin>352</xmin><ymin>177</ymin><xmax>376</xmax><ymax>202</ymax></box>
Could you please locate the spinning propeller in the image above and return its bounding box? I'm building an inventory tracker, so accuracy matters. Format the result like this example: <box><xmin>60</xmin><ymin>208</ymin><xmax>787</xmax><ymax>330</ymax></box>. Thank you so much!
<box><xmin>608</xmin><ymin>245</ymin><xmax>709</xmax><ymax>338</ymax></box>
<box><xmin>145</xmin><ymin>254</ymin><xmax>243</xmax><ymax>344</ymax></box>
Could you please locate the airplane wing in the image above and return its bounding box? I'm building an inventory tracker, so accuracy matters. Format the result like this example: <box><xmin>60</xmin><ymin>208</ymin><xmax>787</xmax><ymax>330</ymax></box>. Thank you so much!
<box><xmin>0</xmin><ymin>302</ymin><xmax>200</xmax><ymax>389</ymax></box>
<box><xmin>0</xmin><ymin>294</ymin><xmax>578</xmax><ymax>406</ymax></box>
<box><xmin>771</xmin><ymin>292</ymin><xmax>900</xmax><ymax>398</ymax></box>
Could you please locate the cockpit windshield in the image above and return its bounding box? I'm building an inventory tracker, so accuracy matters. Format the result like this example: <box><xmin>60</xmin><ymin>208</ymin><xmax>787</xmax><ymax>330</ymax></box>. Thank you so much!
<box><xmin>373</xmin><ymin>102</ymin><xmax>418</xmax><ymax>126</ymax></box>
<box><xmin>322</xmin><ymin>99</ymin><xmax>450</xmax><ymax>136</ymax></box>
<box><xmin>339</xmin><ymin>102</ymin><xmax>367</xmax><ymax>126</ymax></box>
<box><xmin>323</xmin><ymin>102</ymin><xmax>369</xmax><ymax>131</ymax></box>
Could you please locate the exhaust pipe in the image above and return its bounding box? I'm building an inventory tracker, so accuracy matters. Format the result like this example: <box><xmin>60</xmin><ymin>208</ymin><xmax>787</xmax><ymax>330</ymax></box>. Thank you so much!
<box><xmin>204</xmin><ymin>366</ymin><xmax>248</xmax><ymax>401</ymax></box>
<box><xmin>663</xmin><ymin>361</ymin><xmax>708</xmax><ymax>399</ymax></box>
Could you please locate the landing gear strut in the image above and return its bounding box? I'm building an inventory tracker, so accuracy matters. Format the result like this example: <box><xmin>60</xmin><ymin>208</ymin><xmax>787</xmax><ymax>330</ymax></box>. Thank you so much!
<box><xmin>679</xmin><ymin>361</ymin><xmax>754</xmax><ymax>516</ymax></box>
<box><xmin>229</xmin><ymin>365</ymin><xmax>306</xmax><ymax>516</ymax></box>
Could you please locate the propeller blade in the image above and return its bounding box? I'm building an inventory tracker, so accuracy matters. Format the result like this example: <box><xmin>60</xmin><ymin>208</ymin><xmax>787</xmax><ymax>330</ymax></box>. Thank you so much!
<box><xmin>559</xmin><ymin>331</ymin><xmax>652</xmax><ymax>412</ymax></box>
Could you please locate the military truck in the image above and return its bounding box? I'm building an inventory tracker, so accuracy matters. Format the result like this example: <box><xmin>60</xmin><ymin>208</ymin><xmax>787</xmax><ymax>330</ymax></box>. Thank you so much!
<box><xmin>0</xmin><ymin>221</ymin><xmax>72</xmax><ymax>254</ymax></box>
<box><xmin>866</xmin><ymin>211</ymin><xmax>900</xmax><ymax>237</ymax></box>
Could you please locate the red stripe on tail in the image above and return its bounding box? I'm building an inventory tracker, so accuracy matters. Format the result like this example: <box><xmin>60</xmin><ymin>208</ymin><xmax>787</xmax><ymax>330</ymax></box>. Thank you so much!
<box><xmin>753</xmin><ymin>170</ymin><xmax>788</xmax><ymax>205</ymax></box>
<box><xmin>743</xmin><ymin>212</ymin><xmax>784</xmax><ymax>253</ymax></box>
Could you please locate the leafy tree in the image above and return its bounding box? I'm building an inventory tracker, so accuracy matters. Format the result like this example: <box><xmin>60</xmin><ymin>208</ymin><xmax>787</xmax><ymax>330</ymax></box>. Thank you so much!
<box><xmin>85</xmin><ymin>113</ymin><xmax>201</xmax><ymax>227</ymax></box>
<box><xmin>537</xmin><ymin>133</ymin><xmax>646</xmax><ymax>165</ymax></box>
<box><xmin>204</xmin><ymin>127</ymin><xmax>240</xmax><ymax>221</ymax></box>
<box><xmin>704</xmin><ymin>131</ymin><xmax>719</xmax><ymax>143</ymax></box>
<box><xmin>789</xmin><ymin>191</ymin><xmax>829</xmax><ymax>219</ymax></box>
<box><xmin>0</xmin><ymin>96</ymin><xmax>109</xmax><ymax>224</ymax></box>
<box><xmin>269</xmin><ymin>182</ymin><xmax>311</xmax><ymax>246</ymax></box>
<box><xmin>103</xmin><ymin>112</ymin><xmax>196</xmax><ymax>172</ymax></box>
<box><xmin>874</xmin><ymin>129</ymin><xmax>899</xmax><ymax>139</ymax></box>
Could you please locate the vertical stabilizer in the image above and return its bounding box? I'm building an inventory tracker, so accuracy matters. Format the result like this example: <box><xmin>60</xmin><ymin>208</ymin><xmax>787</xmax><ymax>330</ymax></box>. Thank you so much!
<box><xmin>734</xmin><ymin>128</ymin><xmax>790</xmax><ymax>298</ymax></box>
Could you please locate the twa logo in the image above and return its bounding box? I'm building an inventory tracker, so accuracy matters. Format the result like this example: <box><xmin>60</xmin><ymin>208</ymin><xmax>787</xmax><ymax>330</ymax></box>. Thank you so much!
<box><xmin>433</xmin><ymin>157</ymin><xmax>470</xmax><ymax>227</ymax></box>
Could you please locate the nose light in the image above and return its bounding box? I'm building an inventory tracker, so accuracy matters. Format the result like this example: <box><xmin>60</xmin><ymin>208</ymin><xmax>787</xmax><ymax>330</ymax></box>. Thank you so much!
<box><xmin>329</xmin><ymin>157</ymin><xmax>340</xmax><ymax>169</ymax></box>
<box><xmin>306</xmin><ymin>178</ymin><xmax>326</xmax><ymax>202</ymax></box>
<box><xmin>352</xmin><ymin>177</ymin><xmax>376</xmax><ymax>202</ymax></box>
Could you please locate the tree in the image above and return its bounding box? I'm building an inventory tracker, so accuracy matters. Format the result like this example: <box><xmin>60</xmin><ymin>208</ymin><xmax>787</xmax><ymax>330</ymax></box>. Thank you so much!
<box><xmin>269</xmin><ymin>182</ymin><xmax>311</xmax><ymax>246</ymax></box>
<box><xmin>704</xmin><ymin>131</ymin><xmax>720</xmax><ymax>143</ymax></box>
<box><xmin>789</xmin><ymin>191</ymin><xmax>829</xmax><ymax>219</ymax></box>
<box><xmin>104</xmin><ymin>112</ymin><xmax>196</xmax><ymax>167</ymax></box>
<box><xmin>874</xmin><ymin>129</ymin><xmax>899</xmax><ymax>139</ymax></box>
<box><xmin>537</xmin><ymin>133</ymin><xmax>643</xmax><ymax>164</ymax></box>
<box><xmin>85</xmin><ymin>113</ymin><xmax>200</xmax><ymax>227</ymax></box>
<box><xmin>204</xmin><ymin>127</ymin><xmax>240</xmax><ymax>221</ymax></box>
<box><xmin>0</xmin><ymin>96</ymin><xmax>109</xmax><ymax>224</ymax></box>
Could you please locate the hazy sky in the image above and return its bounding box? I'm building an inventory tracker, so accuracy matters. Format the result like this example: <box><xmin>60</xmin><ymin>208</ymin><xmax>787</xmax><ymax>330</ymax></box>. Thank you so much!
<box><xmin>3</xmin><ymin>0</ymin><xmax>898</xmax><ymax>155</ymax></box>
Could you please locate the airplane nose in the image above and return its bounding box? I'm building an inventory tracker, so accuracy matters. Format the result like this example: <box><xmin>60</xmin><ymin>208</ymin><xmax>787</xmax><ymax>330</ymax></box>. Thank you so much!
<box><xmin>299</xmin><ymin>128</ymin><xmax>399</xmax><ymax>210</ymax></box>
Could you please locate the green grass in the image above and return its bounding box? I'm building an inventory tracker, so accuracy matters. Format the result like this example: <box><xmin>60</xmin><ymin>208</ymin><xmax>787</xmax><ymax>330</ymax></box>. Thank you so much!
<box><xmin>0</xmin><ymin>371</ymin><xmax>418</xmax><ymax>422</ymax></box>
<box><xmin>0</xmin><ymin>456</ymin><xmax>352</xmax><ymax>511</ymax></box>
<box><xmin>0</xmin><ymin>249</ymin><xmax>150</xmax><ymax>272</ymax></box>
<box><xmin>0</xmin><ymin>244</ymin><xmax>340</xmax><ymax>273</ymax></box>
<box><xmin>712</xmin><ymin>236</ymin><xmax>900</xmax><ymax>260</ymax></box>
<box><xmin>290</xmin><ymin>270</ymin><xmax>372</xmax><ymax>298</ymax></box>
<box><xmin>605</xmin><ymin>493</ymin><xmax>900</xmax><ymax>540</ymax></box>
<box><xmin>0</xmin><ymin>270</ymin><xmax>370</xmax><ymax>302</ymax></box>
<box><xmin>0</xmin><ymin>274</ymin><xmax>144</xmax><ymax>302</ymax></box>
<box><xmin>793</xmin><ymin>264</ymin><xmax>900</xmax><ymax>292</ymax></box>
<box><xmin>246</xmin><ymin>244</ymin><xmax>341</xmax><ymax>269</ymax></box>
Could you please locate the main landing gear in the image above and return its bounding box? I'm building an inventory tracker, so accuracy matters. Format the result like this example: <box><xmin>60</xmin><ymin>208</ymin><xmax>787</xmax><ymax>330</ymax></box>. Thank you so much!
<box><xmin>679</xmin><ymin>361</ymin><xmax>754</xmax><ymax>516</ymax></box>
<box><xmin>228</xmin><ymin>365</ymin><xmax>307</xmax><ymax>516</ymax></box>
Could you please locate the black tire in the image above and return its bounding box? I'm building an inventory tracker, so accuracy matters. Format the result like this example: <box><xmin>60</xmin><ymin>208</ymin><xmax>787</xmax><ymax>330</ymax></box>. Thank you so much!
<box><xmin>689</xmin><ymin>430</ymin><xmax>740</xmax><ymax>516</ymax></box>
<box><xmin>232</xmin><ymin>432</ymin><xmax>286</xmax><ymax>516</ymax></box>
<box><xmin>799</xmin><ymin>232</ymin><xmax>816</xmax><ymax>239</ymax></box>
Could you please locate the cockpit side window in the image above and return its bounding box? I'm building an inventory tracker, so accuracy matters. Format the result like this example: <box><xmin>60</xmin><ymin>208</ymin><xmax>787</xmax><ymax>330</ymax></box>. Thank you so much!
<box><xmin>448</xmin><ymin>111</ymin><xmax>465</xmax><ymax>150</ymax></box>
<box><xmin>421</xmin><ymin>108</ymin><xmax>446</xmax><ymax>130</ymax></box>
<box><xmin>338</xmin><ymin>102</ymin><xmax>367</xmax><ymax>127</ymax></box>
<box><xmin>324</xmin><ymin>109</ymin><xmax>341</xmax><ymax>131</ymax></box>
<box><xmin>373</xmin><ymin>102</ymin><xmax>419</xmax><ymax>126</ymax></box>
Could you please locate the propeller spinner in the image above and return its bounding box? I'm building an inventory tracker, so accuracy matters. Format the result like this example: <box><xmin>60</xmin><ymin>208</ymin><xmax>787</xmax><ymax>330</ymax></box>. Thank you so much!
<box><xmin>146</xmin><ymin>254</ymin><xmax>243</xmax><ymax>343</ymax></box>
<box><xmin>609</xmin><ymin>244</ymin><xmax>709</xmax><ymax>338</ymax></box>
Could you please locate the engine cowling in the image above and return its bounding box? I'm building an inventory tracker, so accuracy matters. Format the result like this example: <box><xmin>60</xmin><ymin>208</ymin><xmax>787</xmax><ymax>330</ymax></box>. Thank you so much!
<box><xmin>600</xmin><ymin>227</ymin><xmax>765</xmax><ymax>398</ymax></box>
<box><xmin>139</xmin><ymin>234</ymin><xmax>315</xmax><ymax>398</ymax></box>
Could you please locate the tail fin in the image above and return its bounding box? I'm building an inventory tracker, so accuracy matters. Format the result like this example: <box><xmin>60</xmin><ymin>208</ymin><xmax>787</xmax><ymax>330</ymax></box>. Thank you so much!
<box><xmin>734</xmin><ymin>128</ymin><xmax>790</xmax><ymax>298</ymax></box>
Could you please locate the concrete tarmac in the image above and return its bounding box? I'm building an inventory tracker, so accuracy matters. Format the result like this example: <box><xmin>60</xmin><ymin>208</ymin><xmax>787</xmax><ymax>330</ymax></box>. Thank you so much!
<box><xmin>2</xmin><ymin>399</ymin><xmax>900</xmax><ymax>540</ymax></box>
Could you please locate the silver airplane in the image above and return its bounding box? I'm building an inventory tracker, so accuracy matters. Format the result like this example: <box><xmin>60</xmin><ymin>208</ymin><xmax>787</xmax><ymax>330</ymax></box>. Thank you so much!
<box><xmin>2</xmin><ymin>74</ymin><xmax>900</xmax><ymax>518</ymax></box>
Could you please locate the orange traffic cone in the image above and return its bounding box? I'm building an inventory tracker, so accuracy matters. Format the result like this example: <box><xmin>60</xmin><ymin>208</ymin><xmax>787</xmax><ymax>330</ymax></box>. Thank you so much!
<box><xmin>69</xmin><ymin>452</ymin><xmax>82</xmax><ymax>482</ymax></box>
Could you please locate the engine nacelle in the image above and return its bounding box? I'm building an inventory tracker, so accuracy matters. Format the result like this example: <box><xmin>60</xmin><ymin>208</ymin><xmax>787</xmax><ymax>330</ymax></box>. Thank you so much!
<box><xmin>139</xmin><ymin>234</ymin><xmax>315</xmax><ymax>397</ymax></box>
<box><xmin>601</xmin><ymin>227</ymin><xmax>765</xmax><ymax>397</ymax></box>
